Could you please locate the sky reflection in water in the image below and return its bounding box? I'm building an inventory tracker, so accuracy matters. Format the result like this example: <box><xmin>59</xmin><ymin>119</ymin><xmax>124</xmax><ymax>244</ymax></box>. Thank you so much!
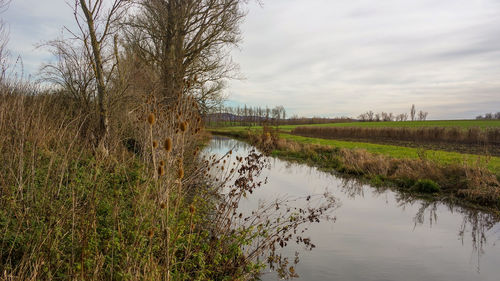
<box><xmin>204</xmin><ymin>136</ymin><xmax>500</xmax><ymax>281</ymax></box>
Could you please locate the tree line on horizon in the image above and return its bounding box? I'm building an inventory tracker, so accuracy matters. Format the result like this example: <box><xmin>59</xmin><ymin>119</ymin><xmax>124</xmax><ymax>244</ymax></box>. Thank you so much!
<box><xmin>207</xmin><ymin>104</ymin><xmax>353</xmax><ymax>126</ymax></box>
<box><xmin>207</xmin><ymin>103</ymin><xmax>431</xmax><ymax>127</ymax></box>
<box><xmin>476</xmin><ymin>112</ymin><xmax>500</xmax><ymax>120</ymax></box>
<box><xmin>357</xmin><ymin>104</ymin><xmax>428</xmax><ymax>122</ymax></box>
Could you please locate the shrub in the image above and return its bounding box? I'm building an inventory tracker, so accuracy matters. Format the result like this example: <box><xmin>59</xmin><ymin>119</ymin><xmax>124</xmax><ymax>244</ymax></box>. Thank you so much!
<box><xmin>411</xmin><ymin>179</ymin><xmax>441</xmax><ymax>193</ymax></box>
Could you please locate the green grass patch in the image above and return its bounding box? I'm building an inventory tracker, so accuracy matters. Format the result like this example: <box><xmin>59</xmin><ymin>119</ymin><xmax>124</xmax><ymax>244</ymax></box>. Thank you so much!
<box><xmin>209</xmin><ymin>120</ymin><xmax>500</xmax><ymax>133</ymax></box>
<box><xmin>280</xmin><ymin>133</ymin><xmax>500</xmax><ymax>172</ymax></box>
<box><xmin>209</xmin><ymin>127</ymin><xmax>500</xmax><ymax>173</ymax></box>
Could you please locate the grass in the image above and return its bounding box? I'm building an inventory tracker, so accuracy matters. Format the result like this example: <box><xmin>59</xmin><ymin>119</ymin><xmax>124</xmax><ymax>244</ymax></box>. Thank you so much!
<box><xmin>215</xmin><ymin>120</ymin><xmax>500</xmax><ymax>133</ymax></box>
<box><xmin>281</xmin><ymin>134</ymin><xmax>500</xmax><ymax>172</ymax></box>
<box><xmin>282</xmin><ymin>120</ymin><xmax>500</xmax><ymax>131</ymax></box>
<box><xmin>1</xmin><ymin>92</ymin><xmax>332</xmax><ymax>280</ymax></box>
<box><xmin>209</xmin><ymin>127</ymin><xmax>500</xmax><ymax>173</ymax></box>
<box><xmin>216</xmin><ymin>127</ymin><xmax>500</xmax><ymax>211</ymax></box>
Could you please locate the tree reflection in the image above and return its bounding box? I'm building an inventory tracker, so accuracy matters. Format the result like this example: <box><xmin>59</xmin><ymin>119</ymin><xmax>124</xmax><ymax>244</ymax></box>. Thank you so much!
<box><xmin>208</xmin><ymin>136</ymin><xmax>500</xmax><ymax>275</ymax></box>
<box><xmin>338</xmin><ymin>177</ymin><xmax>500</xmax><ymax>272</ymax></box>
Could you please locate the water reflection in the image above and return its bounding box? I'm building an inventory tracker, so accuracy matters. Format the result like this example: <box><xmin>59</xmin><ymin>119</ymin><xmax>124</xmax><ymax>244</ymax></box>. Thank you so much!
<box><xmin>205</xmin><ymin>136</ymin><xmax>500</xmax><ymax>281</ymax></box>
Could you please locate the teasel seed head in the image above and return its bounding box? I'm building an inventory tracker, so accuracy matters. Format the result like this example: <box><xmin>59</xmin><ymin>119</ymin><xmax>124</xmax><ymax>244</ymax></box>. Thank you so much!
<box><xmin>164</xmin><ymin>137</ymin><xmax>173</xmax><ymax>152</ymax></box>
<box><xmin>160</xmin><ymin>202</ymin><xmax>166</xmax><ymax>209</ymax></box>
<box><xmin>178</xmin><ymin>166</ymin><xmax>184</xmax><ymax>179</ymax></box>
<box><xmin>159</xmin><ymin>160</ymin><xmax>165</xmax><ymax>167</ymax></box>
<box><xmin>180</xmin><ymin>121</ymin><xmax>188</xmax><ymax>132</ymax></box>
<box><xmin>148</xmin><ymin>229</ymin><xmax>154</xmax><ymax>239</ymax></box>
<box><xmin>158</xmin><ymin>165</ymin><xmax>165</xmax><ymax>177</ymax></box>
<box><xmin>153</xmin><ymin>140</ymin><xmax>158</xmax><ymax>148</ymax></box>
<box><xmin>147</xmin><ymin>113</ymin><xmax>155</xmax><ymax>125</ymax></box>
<box><xmin>189</xmin><ymin>204</ymin><xmax>196</xmax><ymax>214</ymax></box>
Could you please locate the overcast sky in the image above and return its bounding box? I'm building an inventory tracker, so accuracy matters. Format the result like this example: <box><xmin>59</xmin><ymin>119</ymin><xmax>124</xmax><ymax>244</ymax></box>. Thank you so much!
<box><xmin>4</xmin><ymin>0</ymin><xmax>500</xmax><ymax>119</ymax></box>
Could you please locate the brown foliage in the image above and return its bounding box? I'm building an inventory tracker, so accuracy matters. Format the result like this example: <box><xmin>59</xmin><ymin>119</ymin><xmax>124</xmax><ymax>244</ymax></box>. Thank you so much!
<box><xmin>292</xmin><ymin>126</ymin><xmax>500</xmax><ymax>146</ymax></box>
<box><xmin>256</xmin><ymin>135</ymin><xmax>500</xmax><ymax>207</ymax></box>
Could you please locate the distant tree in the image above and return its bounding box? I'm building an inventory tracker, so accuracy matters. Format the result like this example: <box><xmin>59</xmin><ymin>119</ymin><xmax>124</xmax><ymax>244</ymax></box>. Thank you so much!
<box><xmin>272</xmin><ymin>105</ymin><xmax>285</xmax><ymax>126</ymax></box>
<box><xmin>418</xmin><ymin>110</ymin><xmax>428</xmax><ymax>121</ymax></box>
<box><xmin>381</xmin><ymin>112</ymin><xmax>393</xmax><ymax>122</ymax></box>
<box><xmin>410</xmin><ymin>104</ymin><xmax>416</xmax><ymax>121</ymax></box>
<box><xmin>395</xmin><ymin>113</ymin><xmax>408</xmax><ymax>122</ymax></box>
<box><xmin>358</xmin><ymin>112</ymin><xmax>368</xmax><ymax>122</ymax></box>
<box><xmin>401</xmin><ymin>113</ymin><xmax>408</xmax><ymax>121</ymax></box>
<box><xmin>367</xmin><ymin>110</ymin><xmax>374</xmax><ymax>121</ymax></box>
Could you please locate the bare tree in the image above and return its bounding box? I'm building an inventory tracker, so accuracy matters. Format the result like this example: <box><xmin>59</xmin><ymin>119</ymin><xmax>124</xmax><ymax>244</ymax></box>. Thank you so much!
<box><xmin>193</xmin><ymin>80</ymin><xmax>227</xmax><ymax>114</ymax></box>
<box><xmin>50</xmin><ymin>0</ymin><xmax>131</xmax><ymax>151</ymax></box>
<box><xmin>395</xmin><ymin>113</ymin><xmax>408</xmax><ymax>121</ymax></box>
<box><xmin>402</xmin><ymin>113</ymin><xmax>408</xmax><ymax>121</ymax></box>
<box><xmin>381</xmin><ymin>112</ymin><xmax>393</xmax><ymax>122</ymax></box>
<box><xmin>127</xmin><ymin>0</ymin><xmax>247</xmax><ymax>106</ymax></box>
<box><xmin>418</xmin><ymin>110</ymin><xmax>428</xmax><ymax>121</ymax></box>
<box><xmin>367</xmin><ymin>110</ymin><xmax>374</xmax><ymax>121</ymax></box>
<box><xmin>410</xmin><ymin>104</ymin><xmax>416</xmax><ymax>121</ymax></box>
<box><xmin>40</xmin><ymin>40</ymin><xmax>95</xmax><ymax>112</ymax></box>
<box><xmin>358</xmin><ymin>112</ymin><xmax>368</xmax><ymax>122</ymax></box>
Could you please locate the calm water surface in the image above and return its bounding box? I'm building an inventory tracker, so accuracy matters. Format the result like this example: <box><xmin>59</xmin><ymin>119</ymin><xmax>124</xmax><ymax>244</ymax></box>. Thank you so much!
<box><xmin>204</xmin><ymin>136</ymin><xmax>500</xmax><ymax>281</ymax></box>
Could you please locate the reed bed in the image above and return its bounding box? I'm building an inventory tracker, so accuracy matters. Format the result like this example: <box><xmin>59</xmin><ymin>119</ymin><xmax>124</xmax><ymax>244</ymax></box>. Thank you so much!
<box><xmin>245</xmin><ymin>128</ymin><xmax>500</xmax><ymax>209</ymax></box>
<box><xmin>292</xmin><ymin>126</ymin><xmax>500</xmax><ymax>146</ymax></box>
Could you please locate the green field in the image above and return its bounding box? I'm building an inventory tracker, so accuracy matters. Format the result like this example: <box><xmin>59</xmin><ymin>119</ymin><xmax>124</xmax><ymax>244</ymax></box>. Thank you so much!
<box><xmin>212</xmin><ymin>120</ymin><xmax>500</xmax><ymax>134</ymax></box>
<box><xmin>278</xmin><ymin>120</ymin><xmax>500</xmax><ymax>132</ymax></box>
<box><xmin>209</xmin><ymin>126</ymin><xmax>500</xmax><ymax>173</ymax></box>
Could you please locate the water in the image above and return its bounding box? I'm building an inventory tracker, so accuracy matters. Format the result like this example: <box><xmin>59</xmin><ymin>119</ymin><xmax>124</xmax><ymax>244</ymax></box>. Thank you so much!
<box><xmin>204</xmin><ymin>136</ymin><xmax>500</xmax><ymax>281</ymax></box>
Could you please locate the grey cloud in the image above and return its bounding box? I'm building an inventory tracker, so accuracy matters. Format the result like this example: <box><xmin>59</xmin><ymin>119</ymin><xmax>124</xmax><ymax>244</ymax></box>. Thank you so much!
<box><xmin>3</xmin><ymin>0</ymin><xmax>499</xmax><ymax>119</ymax></box>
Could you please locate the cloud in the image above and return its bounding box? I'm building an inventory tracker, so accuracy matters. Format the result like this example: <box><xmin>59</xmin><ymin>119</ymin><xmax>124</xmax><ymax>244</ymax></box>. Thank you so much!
<box><xmin>3</xmin><ymin>0</ymin><xmax>76</xmax><ymax>75</ymax></box>
<box><xmin>2</xmin><ymin>0</ymin><xmax>499</xmax><ymax>119</ymax></box>
<box><xmin>228</xmin><ymin>0</ymin><xmax>500</xmax><ymax>119</ymax></box>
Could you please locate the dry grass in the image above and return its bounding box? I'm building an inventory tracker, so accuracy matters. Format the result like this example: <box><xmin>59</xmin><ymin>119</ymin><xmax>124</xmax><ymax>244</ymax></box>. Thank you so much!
<box><xmin>0</xmin><ymin>84</ymin><xmax>335</xmax><ymax>280</ymax></box>
<box><xmin>292</xmin><ymin>126</ymin><xmax>500</xmax><ymax>147</ymax></box>
<box><xmin>247</xmin><ymin>130</ymin><xmax>500</xmax><ymax>208</ymax></box>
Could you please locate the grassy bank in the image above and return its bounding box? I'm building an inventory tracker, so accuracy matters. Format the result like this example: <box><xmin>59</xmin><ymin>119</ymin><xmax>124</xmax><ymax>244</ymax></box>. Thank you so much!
<box><xmin>210</xmin><ymin>127</ymin><xmax>500</xmax><ymax>212</ymax></box>
<box><xmin>1</xmin><ymin>92</ymin><xmax>335</xmax><ymax>280</ymax></box>
<box><xmin>211</xmin><ymin>127</ymin><xmax>500</xmax><ymax>172</ymax></box>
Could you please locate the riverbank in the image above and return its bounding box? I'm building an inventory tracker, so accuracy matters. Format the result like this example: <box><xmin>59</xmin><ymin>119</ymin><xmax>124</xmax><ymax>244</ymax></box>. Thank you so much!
<box><xmin>206</xmin><ymin>136</ymin><xmax>500</xmax><ymax>281</ymax></box>
<box><xmin>209</xmin><ymin>127</ymin><xmax>500</xmax><ymax>213</ymax></box>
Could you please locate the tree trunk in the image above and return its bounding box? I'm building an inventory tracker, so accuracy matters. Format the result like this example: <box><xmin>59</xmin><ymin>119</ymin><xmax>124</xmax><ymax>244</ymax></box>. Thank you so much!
<box><xmin>79</xmin><ymin>0</ymin><xmax>109</xmax><ymax>153</ymax></box>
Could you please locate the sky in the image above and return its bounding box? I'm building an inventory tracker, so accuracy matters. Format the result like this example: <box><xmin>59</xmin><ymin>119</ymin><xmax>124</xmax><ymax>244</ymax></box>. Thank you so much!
<box><xmin>3</xmin><ymin>0</ymin><xmax>500</xmax><ymax>119</ymax></box>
